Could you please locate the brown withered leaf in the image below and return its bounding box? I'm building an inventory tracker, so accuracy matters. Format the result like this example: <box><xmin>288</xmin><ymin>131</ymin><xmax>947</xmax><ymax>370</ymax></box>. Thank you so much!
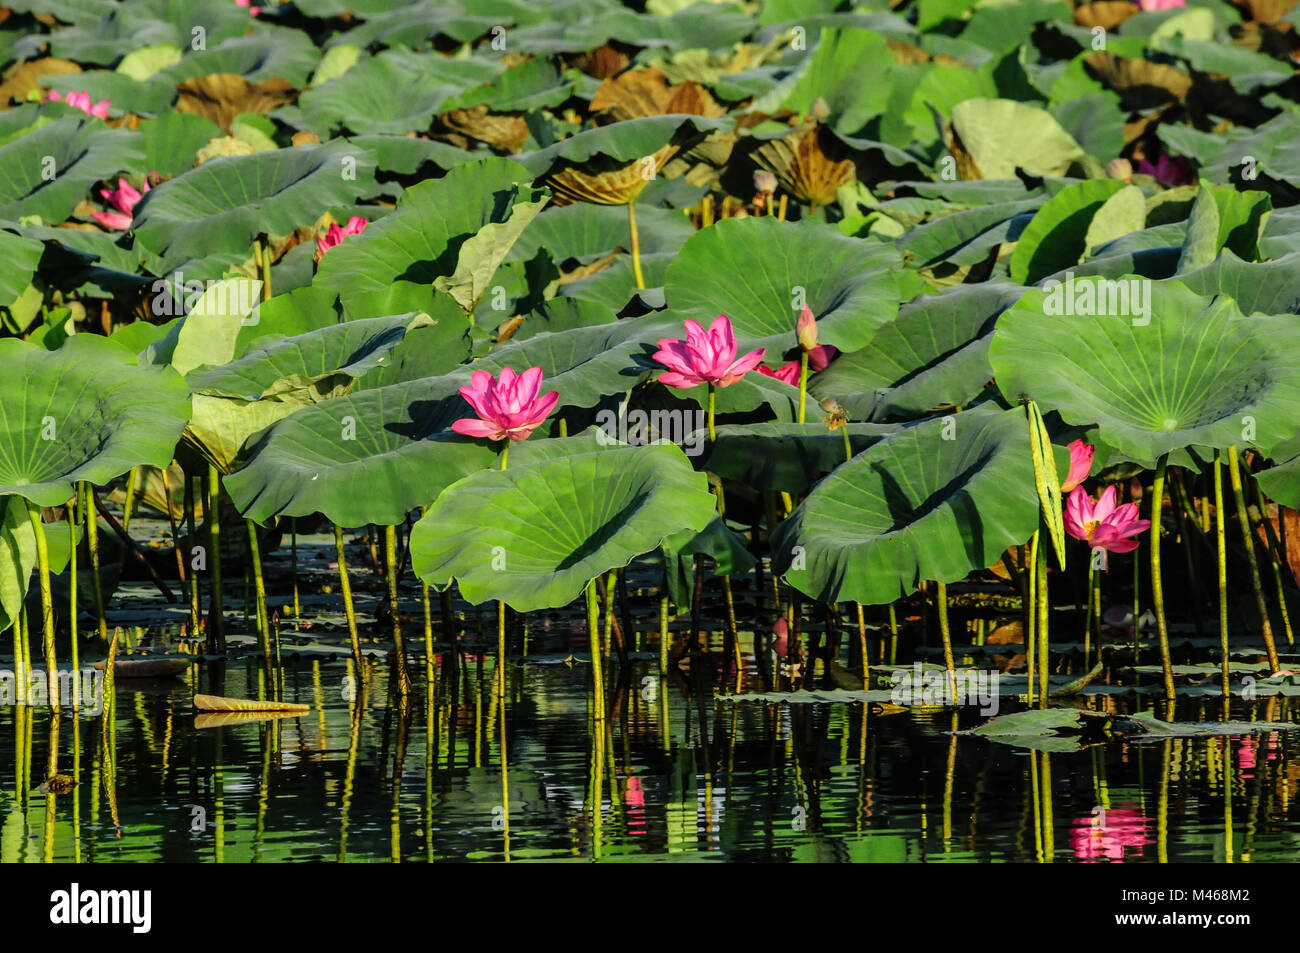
<box><xmin>176</xmin><ymin>73</ymin><xmax>296</xmax><ymax>130</ymax></box>
<box><xmin>0</xmin><ymin>56</ymin><xmax>80</xmax><ymax>105</ymax></box>
<box><xmin>543</xmin><ymin>142</ymin><xmax>678</xmax><ymax>205</ymax></box>
<box><xmin>1238</xmin><ymin>0</ymin><xmax>1299</xmax><ymax>23</ymax></box>
<box><xmin>440</xmin><ymin>104</ymin><xmax>529</xmax><ymax>152</ymax></box>
<box><xmin>751</xmin><ymin>120</ymin><xmax>856</xmax><ymax>207</ymax></box>
<box><xmin>1074</xmin><ymin>1</ymin><xmax>1138</xmax><ymax>29</ymax></box>
<box><xmin>1084</xmin><ymin>53</ymin><xmax>1192</xmax><ymax>106</ymax></box>
<box><xmin>590</xmin><ymin>67</ymin><xmax>725</xmax><ymax>121</ymax></box>
<box><xmin>570</xmin><ymin>42</ymin><xmax>629</xmax><ymax>80</ymax></box>
<box><xmin>194</xmin><ymin>693</ymin><xmax>311</xmax><ymax>712</ymax></box>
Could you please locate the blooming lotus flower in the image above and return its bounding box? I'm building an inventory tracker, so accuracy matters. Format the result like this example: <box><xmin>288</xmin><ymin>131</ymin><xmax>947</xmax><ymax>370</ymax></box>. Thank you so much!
<box><xmin>1135</xmin><ymin>153</ymin><xmax>1194</xmax><ymax>187</ymax></box>
<box><xmin>1061</xmin><ymin>439</ymin><xmax>1094</xmax><ymax>493</ymax></box>
<box><xmin>1064</xmin><ymin>485</ymin><xmax>1151</xmax><ymax>554</ymax></box>
<box><xmin>451</xmin><ymin>366</ymin><xmax>559</xmax><ymax>442</ymax></box>
<box><xmin>758</xmin><ymin>361</ymin><xmax>801</xmax><ymax>385</ymax></box>
<box><xmin>652</xmin><ymin>315</ymin><xmax>765</xmax><ymax>389</ymax></box>
<box><xmin>1136</xmin><ymin>0</ymin><xmax>1184</xmax><ymax>10</ymax></box>
<box><xmin>315</xmin><ymin>216</ymin><xmax>368</xmax><ymax>258</ymax></box>
<box><xmin>1071</xmin><ymin>807</ymin><xmax>1149</xmax><ymax>861</ymax></box>
<box><xmin>47</xmin><ymin>89</ymin><xmax>111</xmax><ymax>119</ymax></box>
<box><xmin>92</xmin><ymin>177</ymin><xmax>149</xmax><ymax>231</ymax></box>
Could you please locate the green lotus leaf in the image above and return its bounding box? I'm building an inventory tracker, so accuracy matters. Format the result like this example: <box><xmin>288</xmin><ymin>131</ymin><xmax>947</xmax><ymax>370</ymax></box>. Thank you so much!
<box><xmin>1178</xmin><ymin>250</ymin><xmax>1300</xmax><ymax>316</ymax></box>
<box><xmin>0</xmin><ymin>230</ymin><xmax>44</xmax><ymax>308</ymax></box>
<box><xmin>143</xmin><ymin>278</ymin><xmax>263</xmax><ymax>375</ymax></box>
<box><xmin>131</xmin><ymin>141</ymin><xmax>377</xmax><ymax>276</ymax></box>
<box><xmin>132</xmin><ymin>112</ymin><xmax>223</xmax><ymax>178</ymax></box>
<box><xmin>1175</xmin><ymin>181</ymin><xmax>1271</xmax><ymax>273</ymax></box>
<box><xmin>158</xmin><ymin>29</ymin><xmax>322</xmax><ymax>87</ymax></box>
<box><xmin>507</xmin><ymin>201</ymin><xmax>695</xmax><ymax>265</ymax></box>
<box><xmin>771</xmin><ymin>406</ymin><xmax>1042</xmax><ymax>605</ymax></box>
<box><xmin>409</xmin><ymin>442</ymin><xmax>717</xmax><ymax>611</ymax></box>
<box><xmin>0</xmin><ymin>116</ymin><xmax>143</xmax><ymax>223</ymax></box>
<box><xmin>950</xmin><ymin>98</ymin><xmax>1089</xmax><ymax>180</ymax></box>
<box><xmin>287</xmin><ymin>52</ymin><xmax>460</xmax><ymax>136</ymax></box>
<box><xmin>223</xmin><ymin>374</ymin><xmax>497</xmax><ymax>526</ymax></box>
<box><xmin>0</xmin><ymin>335</ymin><xmax>191</xmax><ymax>508</ymax></box>
<box><xmin>314</xmin><ymin>157</ymin><xmax>546</xmax><ymax>314</ymax></box>
<box><xmin>506</xmin><ymin>298</ymin><xmax>619</xmax><ymax>343</ymax></box>
<box><xmin>664</xmin><ymin>217</ymin><xmax>902</xmax><ymax>356</ymax></box>
<box><xmin>705</xmin><ymin>422</ymin><xmax>903</xmax><ymax>493</ymax></box>
<box><xmin>0</xmin><ymin>496</ymin><xmax>36</xmax><ymax>633</ymax></box>
<box><xmin>514</xmin><ymin>114</ymin><xmax>733</xmax><ymax>178</ymax></box>
<box><xmin>1009</xmin><ymin>178</ymin><xmax>1129</xmax><ymax>284</ymax></box>
<box><xmin>812</xmin><ymin>283</ymin><xmax>1025</xmax><ymax>422</ymax></box>
<box><xmin>660</xmin><ymin>514</ymin><xmax>757</xmax><ymax>609</ymax></box>
<box><xmin>990</xmin><ymin>277</ymin><xmax>1300</xmax><ymax>466</ymax></box>
<box><xmin>30</xmin><ymin>1</ymin><xmax>256</xmax><ymax>66</ymax></box>
<box><xmin>42</xmin><ymin>71</ymin><xmax>175</xmax><ymax>116</ymax></box>
<box><xmin>897</xmin><ymin>198</ymin><xmax>1043</xmax><ymax>269</ymax></box>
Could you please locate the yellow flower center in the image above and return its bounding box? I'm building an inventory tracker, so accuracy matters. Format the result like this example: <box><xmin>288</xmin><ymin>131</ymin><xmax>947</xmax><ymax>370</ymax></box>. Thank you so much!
<box><xmin>1083</xmin><ymin>520</ymin><xmax>1100</xmax><ymax>539</ymax></box>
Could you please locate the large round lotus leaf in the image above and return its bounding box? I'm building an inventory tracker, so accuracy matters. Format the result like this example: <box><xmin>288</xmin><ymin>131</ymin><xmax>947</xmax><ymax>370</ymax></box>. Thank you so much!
<box><xmin>664</xmin><ymin>217</ymin><xmax>902</xmax><ymax>356</ymax></box>
<box><xmin>990</xmin><ymin>277</ymin><xmax>1300</xmax><ymax>466</ymax></box>
<box><xmin>1008</xmin><ymin>178</ymin><xmax>1129</xmax><ymax>284</ymax></box>
<box><xmin>0</xmin><ymin>117</ymin><xmax>143</xmax><ymax>224</ymax></box>
<box><xmin>289</xmin><ymin>52</ymin><xmax>460</xmax><ymax>136</ymax></box>
<box><xmin>770</xmin><ymin>406</ymin><xmax>1042</xmax><ymax>605</ymax></box>
<box><xmin>950</xmin><ymin>98</ymin><xmax>1089</xmax><ymax>179</ymax></box>
<box><xmin>158</xmin><ymin>30</ymin><xmax>322</xmax><ymax>87</ymax></box>
<box><xmin>705</xmin><ymin>422</ymin><xmax>902</xmax><ymax>493</ymax></box>
<box><xmin>223</xmin><ymin>374</ymin><xmax>497</xmax><ymax>526</ymax></box>
<box><xmin>313</xmin><ymin>157</ymin><xmax>547</xmax><ymax>315</ymax></box>
<box><xmin>515</xmin><ymin>114</ymin><xmax>733</xmax><ymax>176</ymax></box>
<box><xmin>1179</xmin><ymin>250</ymin><xmax>1300</xmax><ymax>316</ymax></box>
<box><xmin>184</xmin><ymin>313</ymin><xmax>434</xmax><ymax>472</ymax></box>
<box><xmin>409</xmin><ymin>442</ymin><xmax>717</xmax><ymax>611</ymax></box>
<box><xmin>0</xmin><ymin>230</ymin><xmax>43</xmax><ymax>308</ymax></box>
<box><xmin>0</xmin><ymin>335</ymin><xmax>191</xmax><ymax>508</ymax></box>
<box><xmin>811</xmin><ymin>283</ymin><xmax>1024</xmax><ymax>421</ymax></box>
<box><xmin>131</xmin><ymin>141</ymin><xmax>377</xmax><ymax>275</ymax></box>
<box><xmin>506</xmin><ymin>201</ymin><xmax>695</xmax><ymax>264</ymax></box>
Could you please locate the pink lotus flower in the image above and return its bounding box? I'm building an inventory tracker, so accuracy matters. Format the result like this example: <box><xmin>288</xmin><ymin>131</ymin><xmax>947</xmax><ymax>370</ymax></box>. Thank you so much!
<box><xmin>808</xmin><ymin>344</ymin><xmax>837</xmax><ymax>371</ymax></box>
<box><xmin>1061</xmin><ymin>439</ymin><xmax>1094</xmax><ymax>493</ymax></box>
<box><xmin>771</xmin><ymin>618</ymin><xmax>789</xmax><ymax>658</ymax></box>
<box><xmin>1135</xmin><ymin>153</ymin><xmax>1194</xmax><ymax>187</ymax></box>
<box><xmin>1136</xmin><ymin>0</ymin><xmax>1184</xmax><ymax>10</ymax></box>
<box><xmin>1071</xmin><ymin>807</ymin><xmax>1150</xmax><ymax>861</ymax></box>
<box><xmin>92</xmin><ymin>177</ymin><xmax>149</xmax><ymax>231</ymax></box>
<box><xmin>758</xmin><ymin>361</ymin><xmax>801</xmax><ymax>385</ymax></box>
<box><xmin>652</xmin><ymin>315</ymin><xmax>765</xmax><ymax>389</ymax></box>
<box><xmin>1064</xmin><ymin>485</ymin><xmax>1151</xmax><ymax>554</ymax></box>
<box><xmin>451</xmin><ymin>366</ymin><xmax>559</xmax><ymax>442</ymax></box>
<box><xmin>315</xmin><ymin>216</ymin><xmax>367</xmax><ymax>258</ymax></box>
<box><xmin>236</xmin><ymin>0</ymin><xmax>261</xmax><ymax>14</ymax></box>
<box><xmin>46</xmin><ymin>89</ymin><xmax>111</xmax><ymax>119</ymax></box>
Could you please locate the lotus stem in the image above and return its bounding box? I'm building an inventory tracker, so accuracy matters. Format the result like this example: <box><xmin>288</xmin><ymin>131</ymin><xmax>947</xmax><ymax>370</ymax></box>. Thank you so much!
<box><xmin>1228</xmin><ymin>445</ymin><xmax>1280</xmax><ymax>671</ymax></box>
<box><xmin>797</xmin><ymin>352</ymin><xmax>809</xmax><ymax>424</ymax></box>
<box><xmin>183</xmin><ymin>474</ymin><xmax>201</xmax><ymax>636</ymax></box>
<box><xmin>385</xmin><ymin>524</ymin><xmax>411</xmax><ymax>699</ymax></box>
<box><xmin>160</xmin><ymin>465</ymin><xmax>188</xmax><ymax>598</ymax></box>
<box><xmin>888</xmin><ymin>602</ymin><xmax>898</xmax><ymax>665</ymax></box>
<box><xmin>1036</xmin><ymin>526</ymin><xmax>1049</xmax><ymax>708</ymax></box>
<box><xmin>707</xmin><ymin>383</ymin><xmax>716</xmax><ymax>443</ymax></box>
<box><xmin>936</xmin><ymin>581</ymin><xmax>955</xmax><ymax>698</ymax></box>
<box><xmin>627</xmin><ymin>201</ymin><xmax>645</xmax><ymax>290</ymax></box>
<box><xmin>14</xmin><ymin>580</ymin><xmax>28</xmax><ymax>705</ymax></box>
<box><xmin>121</xmin><ymin>466</ymin><xmax>138</xmax><ymax>534</ymax></box>
<box><xmin>841</xmin><ymin>425</ymin><xmax>852</xmax><ymax>464</ymax></box>
<box><xmin>1252</xmin><ymin>478</ymin><xmax>1294</xmax><ymax>648</ymax></box>
<box><xmin>290</xmin><ymin>519</ymin><xmax>300</xmax><ymax>626</ymax></box>
<box><xmin>67</xmin><ymin>495</ymin><xmax>79</xmax><ymax>707</ymax></box>
<box><xmin>245</xmin><ymin>519</ymin><xmax>276</xmax><ymax>699</ymax></box>
<box><xmin>1214</xmin><ymin>450</ymin><xmax>1229</xmax><ymax>696</ymax></box>
<box><xmin>777</xmin><ymin>194</ymin><xmax>788</xmax><ymax>221</ymax></box>
<box><xmin>701</xmin><ymin>195</ymin><xmax>713</xmax><ymax>228</ymax></box>
<box><xmin>1026</xmin><ymin>533</ymin><xmax>1037</xmax><ymax>704</ymax></box>
<box><xmin>659</xmin><ymin>591</ymin><xmax>670</xmax><ymax>675</ymax></box>
<box><xmin>855</xmin><ymin>602</ymin><xmax>868</xmax><ymax>674</ymax></box>
<box><xmin>254</xmin><ymin>238</ymin><xmax>272</xmax><ymax>300</ymax></box>
<box><xmin>586</xmin><ymin>579</ymin><xmax>606</xmax><ymax>722</ymax></box>
<box><xmin>334</xmin><ymin>524</ymin><xmax>363</xmax><ymax>676</ymax></box>
<box><xmin>207</xmin><ymin>465</ymin><xmax>225</xmax><ymax>650</ymax></box>
<box><xmin>26</xmin><ymin>500</ymin><xmax>58</xmax><ymax>711</ymax></box>
<box><xmin>1084</xmin><ymin>563</ymin><xmax>1095</xmax><ymax>667</ymax></box>
<box><xmin>81</xmin><ymin>481</ymin><xmax>108</xmax><ymax>647</ymax></box>
<box><xmin>1150</xmin><ymin>455</ymin><xmax>1176</xmax><ymax>701</ymax></box>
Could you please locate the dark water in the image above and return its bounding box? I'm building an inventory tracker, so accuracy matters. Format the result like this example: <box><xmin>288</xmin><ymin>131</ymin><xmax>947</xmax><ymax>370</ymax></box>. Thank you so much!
<box><xmin>2</xmin><ymin>652</ymin><xmax>1298</xmax><ymax>863</ymax></box>
<box><xmin>3</xmin><ymin>527</ymin><xmax>1298</xmax><ymax>863</ymax></box>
